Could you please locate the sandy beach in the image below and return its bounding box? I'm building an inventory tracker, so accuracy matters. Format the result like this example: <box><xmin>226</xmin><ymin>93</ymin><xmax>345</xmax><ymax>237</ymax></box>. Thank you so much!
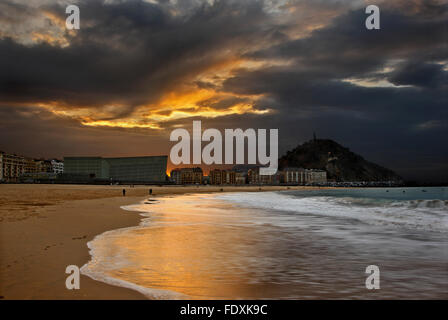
<box><xmin>0</xmin><ymin>184</ymin><xmax>311</xmax><ymax>300</ymax></box>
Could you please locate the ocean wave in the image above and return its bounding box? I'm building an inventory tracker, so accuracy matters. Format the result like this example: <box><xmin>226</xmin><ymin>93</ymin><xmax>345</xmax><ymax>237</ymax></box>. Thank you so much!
<box><xmin>408</xmin><ymin>199</ymin><xmax>448</xmax><ymax>210</ymax></box>
<box><xmin>216</xmin><ymin>192</ymin><xmax>448</xmax><ymax>232</ymax></box>
<box><xmin>80</xmin><ymin>228</ymin><xmax>188</xmax><ymax>300</ymax></box>
<box><xmin>80</xmin><ymin>192</ymin><xmax>448</xmax><ymax>300</ymax></box>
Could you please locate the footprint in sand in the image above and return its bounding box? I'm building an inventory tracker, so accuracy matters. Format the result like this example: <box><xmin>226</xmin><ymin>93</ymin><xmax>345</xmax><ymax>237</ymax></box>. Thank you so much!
<box><xmin>72</xmin><ymin>235</ymin><xmax>87</xmax><ymax>240</ymax></box>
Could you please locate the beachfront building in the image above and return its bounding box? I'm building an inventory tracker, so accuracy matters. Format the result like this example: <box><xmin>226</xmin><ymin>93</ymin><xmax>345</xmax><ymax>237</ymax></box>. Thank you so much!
<box><xmin>170</xmin><ymin>167</ymin><xmax>203</xmax><ymax>184</ymax></box>
<box><xmin>222</xmin><ymin>170</ymin><xmax>236</xmax><ymax>184</ymax></box>
<box><xmin>202</xmin><ymin>175</ymin><xmax>210</xmax><ymax>185</ymax></box>
<box><xmin>247</xmin><ymin>167</ymin><xmax>259</xmax><ymax>184</ymax></box>
<box><xmin>38</xmin><ymin>160</ymin><xmax>53</xmax><ymax>173</ymax></box>
<box><xmin>247</xmin><ymin>167</ymin><xmax>281</xmax><ymax>185</ymax></box>
<box><xmin>232</xmin><ymin>164</ymin><xmax>255</xmax><ymax>185</ymax></box>
<box><xmin>0</xmin><ymin>151</ymin><xmax>25</xmax><ymax>183</ymax></box>
<box><xmin>307</xmin><ymin>169</ymin><xmax>327</xmax><ymax>184</ymax></box>
<box><xmin>51</xmin><ymin>160</ymin><xmax>64</xmax><ymax>174</ymax></box>
<box><xmin>281</xmin><ymin>167</ymin><xmax>327</xmax><ymax>185</ymax></box>
<box><xmin>209</xmin><ymin>169</ymin><xmax>223</xmax><ymax>185</ymax></box>
<box><xmin>209</xmin><ymin>169</ymin><xmax>236</xmax><ymax>185</ymax></box>
<box><xmin>64</xmin><ymin>157</ymin><xmax>108</xmax><ymax>179</ymax></box>
<box><xmin>189</xmin><ymin>167</ymin><xmax>204</xmax><ymax>184</ymax></box>
<box><xmin>235</xmin><ymin>172</ymin><xmax>246</xmax><ymax>185</ymax></box>
<box><xmin>283</xmin><ymin>167</ymin><xmax>304</xmax><ymax>184</ymax></box>
<box><xmin>0</xmin><ymin>154</ymin><xmax>63</xmax><ymax>183</ymax></box>
<box><xmin>170</xmin><ymin>168</ymin><xmax>181</xmax><ymax>184</ymax></box>
<box><xmin>20</xmin><ymin>159</ymin><xmax>56</xmax><ymax>182</ymax></box>
<box><xmin>23</xmin><ymin>159</ymin><xmax>56</xmax><ymax>174</ymax></box>
<box><xmin>64</xmin><ymin>156</ymin><xmax>167</xmax><ymax>183</ymax></box>
<box><xmin>24</xmin><ymin>158</ymin><xmax>38</xmax><ymax>174</ymax></box>
<box><xmin>182</xmin><ymin>167</ymin><xmax>203</xmax><ymax>184</ymax></box>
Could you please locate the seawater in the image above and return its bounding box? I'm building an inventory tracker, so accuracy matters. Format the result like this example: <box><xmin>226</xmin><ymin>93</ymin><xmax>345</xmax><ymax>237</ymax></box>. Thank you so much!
<box><xmin>81</xmin><ymin>187</ymin><xmax>448</xmax><ymax>299</ymax></box>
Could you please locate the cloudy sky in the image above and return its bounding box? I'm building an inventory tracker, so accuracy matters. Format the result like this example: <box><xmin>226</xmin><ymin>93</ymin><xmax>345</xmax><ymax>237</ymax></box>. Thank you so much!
<box><xmin>0</xmin><ymin>0</ymin><xmax>447</xmax><ymax>181</ymax></box>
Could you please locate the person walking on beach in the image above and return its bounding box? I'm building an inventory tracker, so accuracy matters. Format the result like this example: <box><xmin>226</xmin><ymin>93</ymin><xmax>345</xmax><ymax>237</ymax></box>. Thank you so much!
<box><xmin>122</xmin><ymin>189</ymin><xmax>126</xmax><ymax>197</ymax></box>
<box><xmin>149</xmin><ymin>188</ymin><xmax>153</xmax><ymax>196</ymax></box>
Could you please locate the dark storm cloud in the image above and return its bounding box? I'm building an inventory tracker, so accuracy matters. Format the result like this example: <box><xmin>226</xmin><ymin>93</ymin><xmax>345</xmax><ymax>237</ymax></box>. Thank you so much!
<box><xmin>0</xmin><ymin>0</ymin><xmax>447</xmax><ymax>182</ymax></box>
<box><xmin>0</xmin><ymin>0</ymin><xmax>270</xmax><ymax>112</ymax></box>
<box><xmin>0</xmin><ymin>104</ymin><xmax>172</xmax><ymax>158</ymax></box>
<box><xmin>248</xmin><ymin>8</ymin><xmax>447</xmax><ymax>75</ymax></box>
<box><xmin>220</xmin><ymin>5</ymin><xmax>447</xmax><ymax>131</ymax></box>
<box><xmin>224</xmin><ymin>68</ymin><xmax>448</xmax><ymax>122</ymax></box>
<box><xmin>229</xmin><ymin>5</ymin><xmax>447</xmax><ymax>87</ymax></box>
<box><xmin>388</xmin><ymin>61</ymin><xmax>448</xmax><ymax>88</ymax></box>
<box><xmin>219</xmin><ymin>2</ymin><xmax>448</xmax><ymax>181</ymax></box>
<box><xmin>196</xmin><ymin>96</ymin><xmax>251</xmax><ymax>110</ymax></box>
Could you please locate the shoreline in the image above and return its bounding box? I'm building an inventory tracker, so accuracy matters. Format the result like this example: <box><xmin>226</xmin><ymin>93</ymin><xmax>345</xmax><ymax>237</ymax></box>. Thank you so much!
<box><xmin>0</xmin><ymin>184</ymin><xmax>319</xmax><ymax>299</ymax></box>
<box><xmin>76</xmin><ymin>187</ymin><xmax>448</xmax><ymax>299</ymax></box>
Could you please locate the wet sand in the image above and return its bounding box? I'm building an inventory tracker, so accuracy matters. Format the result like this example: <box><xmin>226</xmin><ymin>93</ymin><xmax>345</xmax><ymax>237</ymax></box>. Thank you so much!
<box><xmin>81</xmin><ymin>190</ymin><xmax>448</xmax><ymax>300</ymax></box>
<box><xmin>0</xmin><ymin>184</ymin><xmax>315</xmax><ymax>299</ymax></box>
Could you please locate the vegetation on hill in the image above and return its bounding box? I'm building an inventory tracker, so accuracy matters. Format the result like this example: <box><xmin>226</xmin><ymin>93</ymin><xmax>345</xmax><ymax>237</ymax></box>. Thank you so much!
<box><xmin>279</xmin><ymin>139</ymin><xmax>402</xmax><ymax>182</ymax></box>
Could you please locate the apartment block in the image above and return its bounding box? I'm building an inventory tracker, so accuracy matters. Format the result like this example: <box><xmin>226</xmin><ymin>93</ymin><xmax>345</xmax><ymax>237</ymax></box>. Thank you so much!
<box><xmin>0</xmin><ymin>151</ymin><xmax>25</xmax><ymax>182</ymax></box>
<box><xmin>170</xmin><ymin>167</ymin><xmax>203</xmax><ymax>184</ymax></box>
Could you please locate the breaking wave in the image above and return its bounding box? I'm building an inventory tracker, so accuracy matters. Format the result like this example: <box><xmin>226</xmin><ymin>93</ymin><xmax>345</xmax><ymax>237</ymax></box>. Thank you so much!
<box><xmin>216</xmin><ymin>191</ymin><xmax>448</xmax><ymax>233</ymax></box>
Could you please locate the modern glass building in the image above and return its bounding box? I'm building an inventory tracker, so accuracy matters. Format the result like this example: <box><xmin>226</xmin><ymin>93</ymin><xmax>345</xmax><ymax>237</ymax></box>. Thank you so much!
<box><xmin>64</xmin><ymin>156</ymin><xmax>167</xmax><ymax>183</ymax></box>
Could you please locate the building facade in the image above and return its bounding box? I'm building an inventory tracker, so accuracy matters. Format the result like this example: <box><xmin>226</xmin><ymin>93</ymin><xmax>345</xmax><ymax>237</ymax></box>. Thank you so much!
<box><xmin>0</xmin><ymin>152</ymin><xmax>65</xmax><ymax>183</ymax></box>
<box><xmin>0</xmin><ymin>152</ymin><xmax>25</xmax><ymax>182</ymax></box>
<box><xmin>307</xmin><ymin>169</ymin><xmax>327</xmax><ymax>184</ymax></box>
<box><xmin>36</xmin><ymin>160</ymin><xmax>53</xmax><ymax>173</ymax></box>
<box><xmin>281</xmin><ymin>167</ymin><xmax>327</xmax><ymax>184</ymax></box>
<box><xmin>235</xmin><ymin>172</ymin><xmax>246</xmax><ymax>185</ymax></box>
<box><xmin>222</xmin><ymin>170</ymin><xmax>236</xmax><ymax>185</ymax></box>
<box><xmin>24</xmin><ymin>158</ymin><xmax>38</xmax><ymax>174</ymax></box>
<box><xmin>170</xmin><ymin>167</ymin><xmax>203</xmax><ymax>184</ymax></box>
<box><xmin>283</xmin><ymin>167</ymin><xmax>306</xmax><ymax>184</ymax></box>
<box><xmin>209</xmin><ymin>169</ymin><xmax>236</xmax><ymax>185</ymax></box>
<box><xmin>64</xmin><ymin>156</ymin><xmax>167</xmax><ymax>183</ymax></box>
<box><xmin>170</xmin><ymin>168</ymin><xmax>181</xmax><ymax>184</ymax></box>
<box><xmin>51</xmin><ymin>160</ymin><xmax>64</xmax><ymax>174</ymax></box>
<box><xmin>247</xmin><ymin>167</ymin><xmax>278</xmax><ymax>184</ymax></box>
<box><xmin>209</xmin><ymin>169</ymin><xmax>223</xmax><ymax>185</ymax></box>
<box><xmin>20</xmin><ymin>158</ymin><xmax>59</xmax><ymax>182</ymax></box>
<box><xmin>64</xmin><ymin>157</ymin><xmax>108</xmax><ymax>179</ymax></box>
